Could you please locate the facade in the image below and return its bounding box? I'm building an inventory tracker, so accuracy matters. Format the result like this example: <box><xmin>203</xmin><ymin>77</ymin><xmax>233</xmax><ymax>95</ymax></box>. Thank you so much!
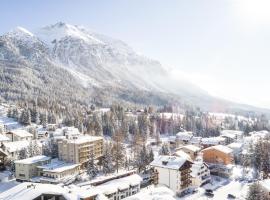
<box><xmin>15</xmin><ymin>155</ymin><xmax>51</xmax><ymax>181</ymax></box>
<box><xmin>58</xmin><ymin>135</ymin><xmax>103</xmax><ymax>166</ymax></box>
<box><xmin>202</xmin><ymin>145</ymin><xmax>234</xmax><ymax>165</ymax></box>
<box><xmin>150</xmin><ymin>155</ymin><xmax>193</xmax><ymax>193</ymax></box>
<box><xmin>93</xmin><ymin>174</ymin><xmax>142</xmax><ymax>200</ymax></box>
<box><xmin>190</xmin><ymin>154</ymin><xmax>211</xmax><ymax>187</ymax></box>
<box><xmin>37</xmin><ymin>159</ymin><xmax>80</xmax><ymax>184</ymax></box>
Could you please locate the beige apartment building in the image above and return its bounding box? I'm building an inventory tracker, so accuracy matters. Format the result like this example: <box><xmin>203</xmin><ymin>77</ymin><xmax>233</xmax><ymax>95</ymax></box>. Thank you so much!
<box><xmin>58</xmin><ymin>135</ymin><xmax>103</xmax><ymax>167</ymax></box>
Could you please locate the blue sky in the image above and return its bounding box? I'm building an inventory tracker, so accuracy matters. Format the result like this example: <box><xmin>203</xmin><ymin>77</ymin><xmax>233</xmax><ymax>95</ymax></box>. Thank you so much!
<box><xmin>1</xmin><ymin>0</ymin><xmax>270</xmax><ymax>108</ymax></box>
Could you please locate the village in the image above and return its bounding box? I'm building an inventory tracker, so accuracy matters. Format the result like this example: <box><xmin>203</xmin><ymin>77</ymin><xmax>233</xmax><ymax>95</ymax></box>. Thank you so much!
<box><xmin>0</xmin><ymin>103</ymin><xmax>269</xmax><ymax>200</ymax></box>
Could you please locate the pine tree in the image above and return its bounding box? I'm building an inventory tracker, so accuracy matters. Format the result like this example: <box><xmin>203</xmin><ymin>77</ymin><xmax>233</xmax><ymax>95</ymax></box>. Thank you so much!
<box><xmin>246</xmin><ymin>183</ymin><xmax>265</xmax><ymax>200</ymax></box>
<box><xmin>112</xmin><ymin>131</ymin><xmax>125</xmax><ymax>173</ymax></box>
<box><xmin>159</xmin><ymin>143</ymin><xmax>170</xmax><ymax>155</ymax></box>
<box><xmin>102</xmin><ymin>142</ymin><xmax>114</xmax><ymax>174</ymax></box>
<box><xmin>87</xmin><ymin>151</ymin><xmax>98</xmax><ymax>179</ymax></box>
<box><xmin>18</xmin><ymin>148</ymin><xmax>27</xmax><ymax>159</ymax></box>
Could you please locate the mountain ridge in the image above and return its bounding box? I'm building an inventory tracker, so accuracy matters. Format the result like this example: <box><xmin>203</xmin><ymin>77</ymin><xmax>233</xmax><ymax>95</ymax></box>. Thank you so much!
<box><xmin>0</xmin><ymin>22</ymin><xmax>269</xmax><ymax>115</ymax></box>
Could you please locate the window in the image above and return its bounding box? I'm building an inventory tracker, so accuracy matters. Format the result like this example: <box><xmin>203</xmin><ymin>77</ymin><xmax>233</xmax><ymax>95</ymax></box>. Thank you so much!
<box><xmin>19</xmin><ymin>174</ymin><xmax>25</xmax><ymax>177</ymax></box>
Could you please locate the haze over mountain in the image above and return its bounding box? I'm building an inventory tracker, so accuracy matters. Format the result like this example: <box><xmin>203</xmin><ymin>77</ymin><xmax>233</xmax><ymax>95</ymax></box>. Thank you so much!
<box><xmin>0</xmin><ymin>22</ymin><xmax>268</xmax><ymax>114</ymax></box>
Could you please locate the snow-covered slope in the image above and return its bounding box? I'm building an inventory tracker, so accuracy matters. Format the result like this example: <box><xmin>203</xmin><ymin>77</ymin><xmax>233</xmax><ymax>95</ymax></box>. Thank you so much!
<box><xmin>1</xmin><ymin>22</ymin><xmax>269</xmax><ymax>113</ymax></box>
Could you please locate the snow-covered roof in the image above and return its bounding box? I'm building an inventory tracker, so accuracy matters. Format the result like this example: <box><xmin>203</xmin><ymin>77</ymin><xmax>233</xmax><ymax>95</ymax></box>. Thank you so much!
<box><xmin>68</xmin><ymin>135</ymin><xmax>103</xmax><ymax>144</ymax></box>
<box><xmin>189</xmin><ymin>136</ymin><xmax>202</xmax><ymax>144</ymax></box>
<box><xmin>150</xmin><ymin>155</ymin><xmax>189</xmax><ymax>170</ymax></box>
<box><xmin>3</xmin><ymin>140</ymin><xmax>29</xmax><ymax>153</ymax></box>
<box><xmin>227</xmin><ymin>143</ymin><xmax>243</xmax><ymax>150</ymax></box>
<box><xmin>10</xmin><ymin>129</ymin><xmax>33</xmax><ymax>138</ymax></box>
<box><xmin>173</xmin><ymin>150</ymin><xmax>192</xmax><ymax>161</ymax></box>
<box><xmin>176</xmin><ymin>131</ymin><xmax>193</xmax><ymax>140</ymax></box>
<box><xmin>221</xmin><ymin>130</ymin><xmax>243</xmax><ymax>136</ymax></box>
<box><xmin>261</xmin><ymin>179</ymin><xmax>270</xmax><ymax>191</ymax></box>
<box><xmin>125</xmin><ymin>186</ymin><xmax>175</xmax><ymax>200</ymax></box>
<box><xmin>201</xmin><ymin>137</ymin><xmax>226</xmax><ymax>145</ymax></box>
<box><xmin>0</xmin><ymin>134</ymin><xmax>10</xmax><ymax>142</ymax></box>
<box><xmin>182</xmin><ymin>144</ymin><xmax>201</xmax><ymax>152</ymax></box>
<box><xmin>15</xmin><ymin>155</ymin><xmax>51</xmax><ymax>164</ymax></box>
<box><xmin>0</xmin><ymin>182</ymin><xmax>101</xmax><ymax>200</ymax></box>
<box><xmin>89</xmin><ymin>174</ymin><xmax>142</xmax><ymax>195</ymax></box>
<box><xmin>37</xmin><ymin>159</ymin><xmax>79</xmax><ymax>173</ymax></box>
<box><xmin>202</xmin><ymin>145</ymin><xmax>233</xmax><ymax>154</ymax></box>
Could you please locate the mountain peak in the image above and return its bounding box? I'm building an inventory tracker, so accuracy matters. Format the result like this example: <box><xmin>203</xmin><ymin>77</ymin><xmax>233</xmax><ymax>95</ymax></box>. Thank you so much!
<box><xmin>35</xmin><ymin>22</ymin><xmax>103</xmax><ymax>47</ymax></box>
<box><xmin>5</xmin><ymin>26</ymin><xmax>34</xmax><ymax>39</ymax></box>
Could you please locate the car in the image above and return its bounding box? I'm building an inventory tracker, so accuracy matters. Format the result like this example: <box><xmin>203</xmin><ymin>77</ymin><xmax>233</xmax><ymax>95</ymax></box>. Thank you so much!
<box><xmin>205</xmin><ymin>189</ymin><xmax>213</xmax><ymax>193</ymax></box>
<box><xmin>205</xmin><ymin>192</ymin><xmax>214</xmax><ymax>198</ymax></box>
<box><xmin>227</xmin><ymin>194</ymin><xmax>236</xmax><ymax>199</ymax></box>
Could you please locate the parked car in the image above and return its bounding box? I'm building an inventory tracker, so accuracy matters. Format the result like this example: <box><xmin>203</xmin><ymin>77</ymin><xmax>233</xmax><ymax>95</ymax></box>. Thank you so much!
<box><xmin>227</xmin><ymin>194</ymin><xmax>236</xmax><ymax>199</ymax></box>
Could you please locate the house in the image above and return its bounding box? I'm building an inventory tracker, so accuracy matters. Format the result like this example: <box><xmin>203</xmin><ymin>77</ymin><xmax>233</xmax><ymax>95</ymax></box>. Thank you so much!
<box><xmin>58</xmin><ymin>135</ymin><xmax>103</xmax><ymax>167</ymax></box>
<box><xmin>173</xmin><ymin>150</ymin><xmax>192</xmax><ymax>161</ymax></box>
<box><xmin>15</xmin><ymin>155</ymin><xmax>51</xmax><ymax>181</ymax></box>
<box><xmin>189</xmin><ymin>136</ymin><xmax>202</xmax><ymax>147</ymax></box>
<box><xmin>150</xmin><ymin>155</ymin><xmax>193</xmax><ymax>194</ymax></box>
<box><xmin>2</xmin><ymin>140</ymin><xmax>30</xmax><ymax>159</ymax></box>
<box><xmin>6</xmin><ymin>129</ymin><xmax>33</xmax><ymax>141</ymax></box>
<box><xmin>89</xmin><ymin>174</ymin><xmax>142</xmax><ymax>200</ymax></box>
<box><xmin>178</xmin><ymin>145</ymin><xmax>201</xmax><ymax>160</ymax></box>
<box><xmin>0</xmin><ymin>182</ymin><xmax>105</xmax><ymax>200</ymax></box>
<box><xmin>201</xmin><ymin>137</ymin><xmax>226</xmax><ymax>148</ymax></box>
<box><xmin>37</xmin><ymin>159</ymin><xmax>80</xmax><ymax>184</ymax></box>
<box><xmin>190</xmin><ymin>154</ymin><xmax>211</xmax><ymax>187</ymax></box>
<box><xmin>202</xmin><ymin>145</ymin><xmax>234</xmax><ymax>165</ymax></box>
<box><xmin>220</xmin><ymin>130</ymin><xmax>243</xmax><ymax>145</ymax></box>
<box><xmin>0</xmin><ymin>134</ymin><xmax>10</xmax><ymax>143</ymax></box>
<box><xmin>176</xmin><ymin>131</ymin><xmax>193</xmax><ymax>146</ymax></box>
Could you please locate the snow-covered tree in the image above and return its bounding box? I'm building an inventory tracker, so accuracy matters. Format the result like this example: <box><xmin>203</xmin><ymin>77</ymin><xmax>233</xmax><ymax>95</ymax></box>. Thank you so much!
<box><xmin>87</xmin><ymin>151</ymin><xmax>98</xmax><ymax>179</ymax></box>
<box><xmin>159</xmin><ymin>143</ymin><xmax>170</xmax><ymax>155</ymax></box>
<box><xmin>102</xmin><ymin>142</ymin><xmax>114</xmax><ymax>174</ymax></box>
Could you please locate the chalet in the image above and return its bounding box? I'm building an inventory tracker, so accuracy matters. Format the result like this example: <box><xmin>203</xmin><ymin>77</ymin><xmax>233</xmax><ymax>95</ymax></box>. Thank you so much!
<box><xmin>178</xmin><ymin>144</ymin><xmax>201</xmax><ymax>160</ymax></box>
<box><xmin>150</xmin><ymin>155</ymin><xmax>193</xmax><ymax>194</ymax></box>
<box><xmin>201</xmin><ymin>137</ymin><xmax>226</xmax><ymax>148</ymax></box>
<box><xmin>176</xmin><ymin>131</ymin><xmax>193</xmax><ymax>146</ymax></box>
<box><xmin>202</xmin><ymin>145</ymin><xmax>234</xmax><ymax>165</ymax></box>
<box><xmin>6</xmin><ymin>129</ymin><xmax>33</xmax><ymax>142</ymax></box>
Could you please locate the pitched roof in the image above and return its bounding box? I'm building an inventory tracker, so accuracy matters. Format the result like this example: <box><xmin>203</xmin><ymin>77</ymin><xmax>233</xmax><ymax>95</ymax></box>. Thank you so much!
<box><xmin>202</xmin><ymin>145</ymin><xmax>233</xmax><ymax>154</ymax></box>
<box><xmin>150</xmin><ymin>155</ymin><xmax>189</xmax><ymax>170</ymax></box>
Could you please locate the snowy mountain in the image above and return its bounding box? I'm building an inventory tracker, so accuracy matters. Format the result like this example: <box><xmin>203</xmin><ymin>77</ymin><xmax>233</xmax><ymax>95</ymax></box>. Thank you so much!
<box><xmin>0</xmin><ymin>22</ymin><xmax>269</xmax><ymax>114</ymax></box>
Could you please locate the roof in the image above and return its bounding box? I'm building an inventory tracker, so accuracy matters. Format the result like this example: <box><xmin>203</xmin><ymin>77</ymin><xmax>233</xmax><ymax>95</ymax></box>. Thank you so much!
<box><xmin>173</xmin><ymin>150</ymin><xmax>192</xmax><ymax>161</ymax></box>
<box><xmin>15</xmin><ymin>155</ymin><xmax>51</xmax><ymax>164</ymax></box>
<box><xmin>202</xmin><ymin>145</ymin><xmax>233</xmax><ymax>154</ymax></box>
<box><xmin>221</xmin><ymin>130</ymin><xmax>243</xmax><ymax>136</ymax></box>
<box><xmin>0</xmin><ymin>182</ymin><xmax>100</xmax><ymax>200</ymax></box>
<box><xmin>261</xmin><ymin>179</ymin><xmax>270</xmax><ymax>191</ymax></box>
<box><xmin>182</xmin><ymin>144</ymin><xmax>201</xmax><ymax>152</ymax></box>
<box><xmin>176</xmin><ymin>131</ymin><xmax>193</xmax><ymax>140</ymax></box>
<box><xmin>0</xmin><ymin>134</ymin><xmax>10</xmax><ymax>142</ymax></box>
<box><xmin>83</xmin><ymin>174</ymin><xmax>142</xmax><ymax>195</ymax></box>
<box><xmin>37</xmin><ymin>159</ymin><xmax>80</xmax><ymax>173</ymax></box>
<box><xmin>3</xmin><ymin>140</ymin><xmax>29</xmax><ymax>153</ymax></box>
<box><xmin>227</xmin><ymin>143</ymin><xmax>243</xmax><ymax>149</ymax></box>
<box><xmin>68</xmin><ymin>135</ymin><xmax>103</xmax><ymax>144</ymax></box>
<box><xmin>10</xmin><ymin>129</ymin><xmax>33</xmax><ymax>138</ymax></box>
<box><xmin>150</xmin><ymin>155</ymin><xmax>189</xmax><ymax>170</ymax></box>
<box><xmin>201</xmin><ymin>137</ymin><xmax>226</xmax><ymax>145</ymax></box>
